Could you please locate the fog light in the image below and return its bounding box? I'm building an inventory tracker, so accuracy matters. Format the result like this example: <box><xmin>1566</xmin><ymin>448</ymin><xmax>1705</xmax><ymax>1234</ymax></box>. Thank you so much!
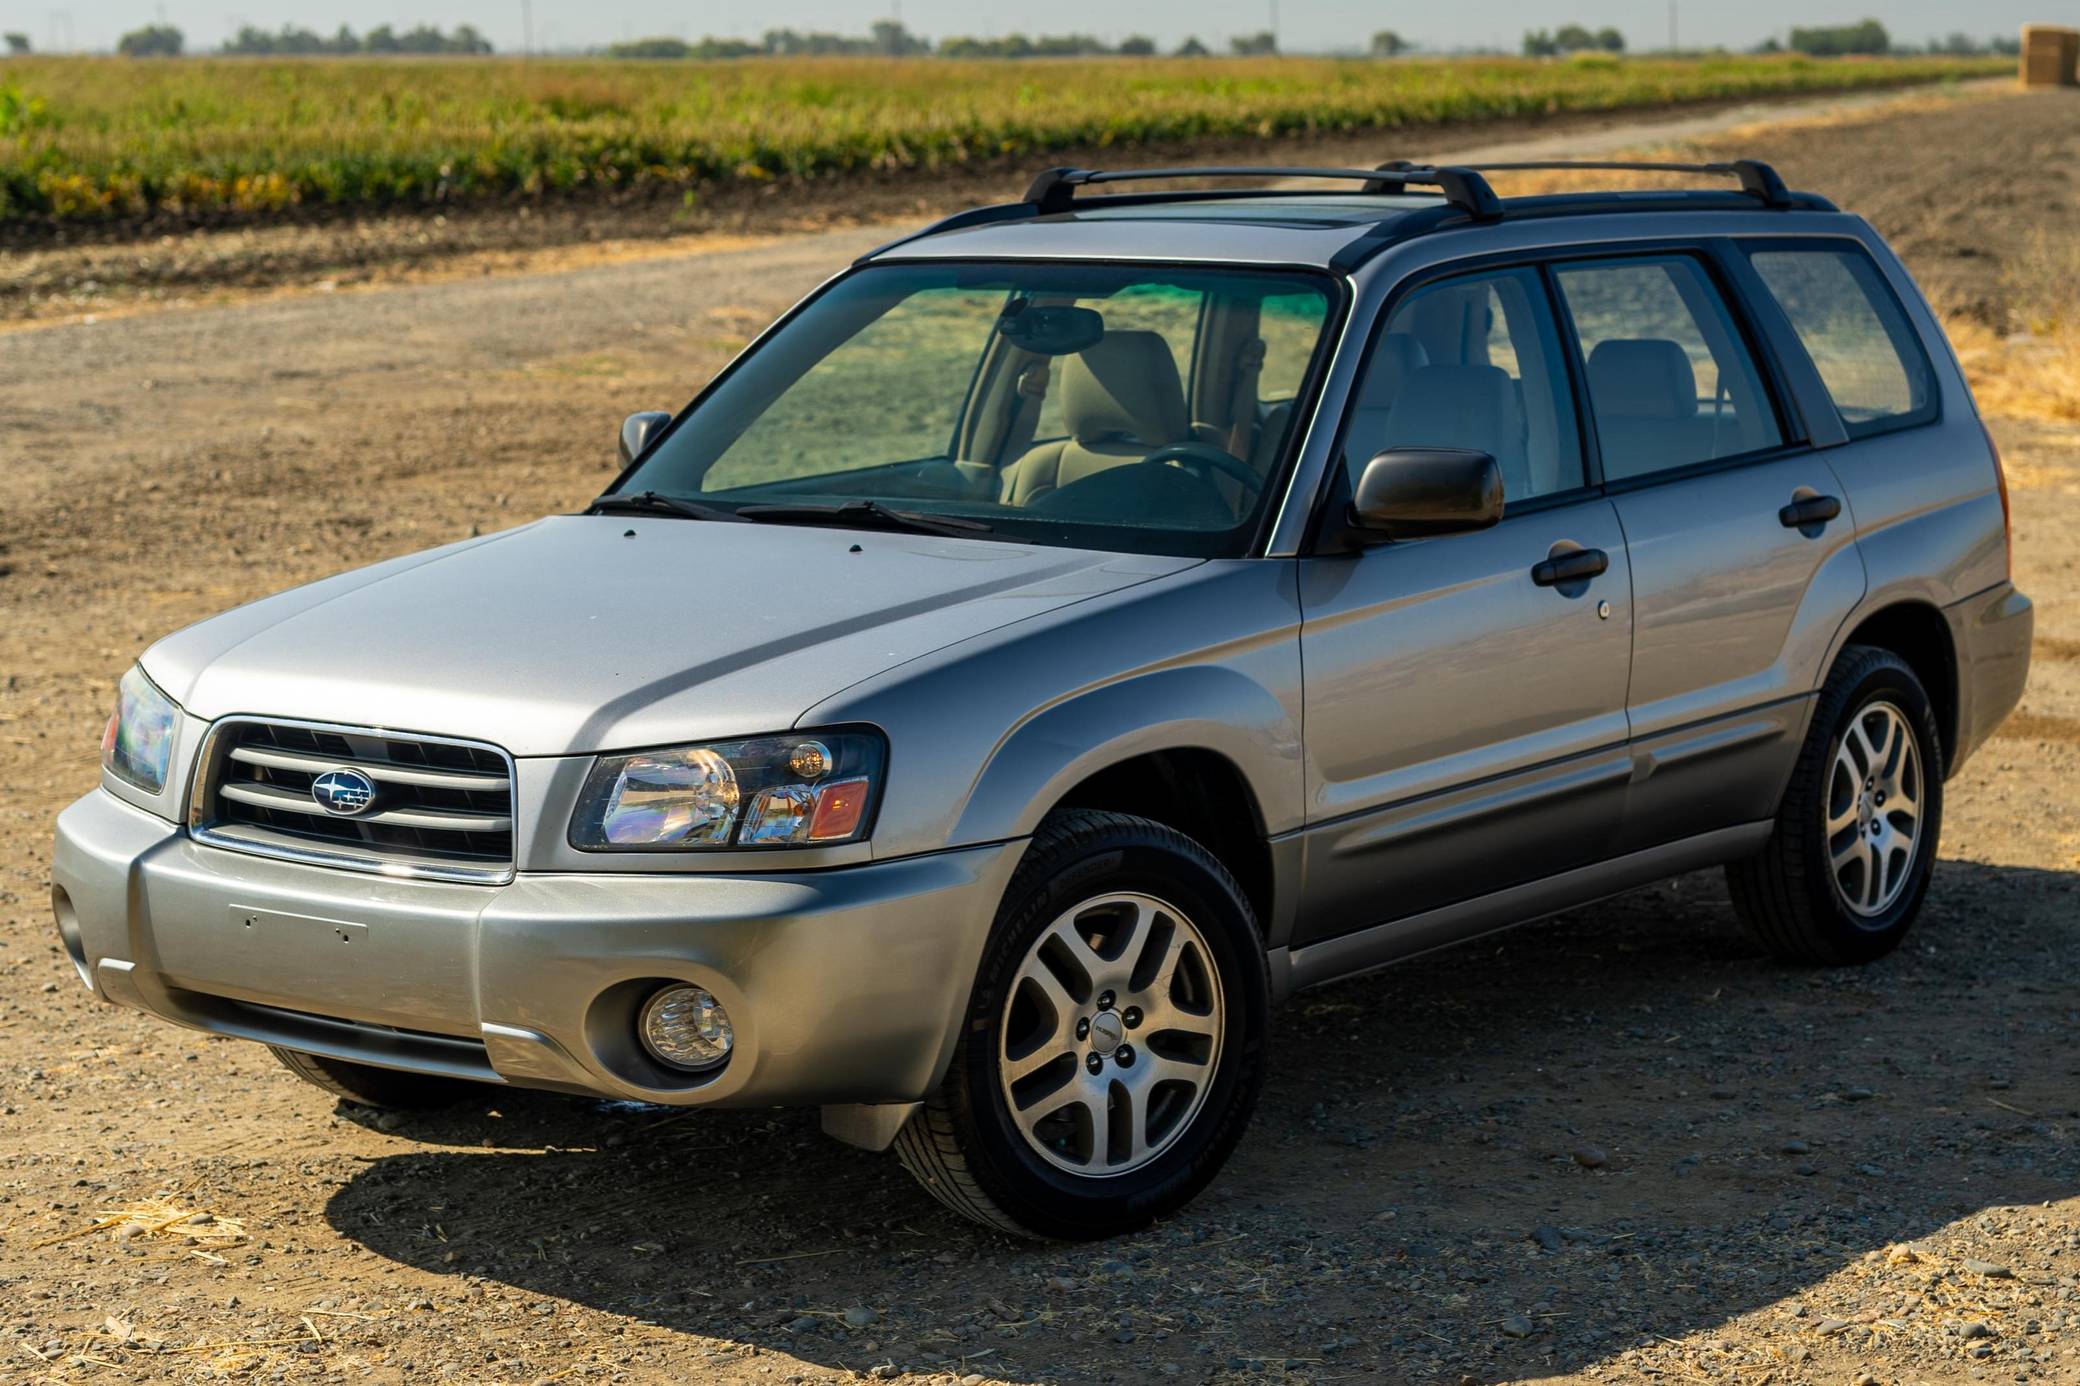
<box><xmin>637</xmin><ymin>985</ymin><xmax>733</xmax><ymax>1072</ymax></box>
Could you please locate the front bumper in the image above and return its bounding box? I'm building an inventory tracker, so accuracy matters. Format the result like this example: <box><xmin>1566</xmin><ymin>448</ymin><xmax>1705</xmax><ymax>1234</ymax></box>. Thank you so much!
<box><xmin>51</xmin><ymin>789</ymin><xmax>1021</xmax><ymax>1108</ymax></box>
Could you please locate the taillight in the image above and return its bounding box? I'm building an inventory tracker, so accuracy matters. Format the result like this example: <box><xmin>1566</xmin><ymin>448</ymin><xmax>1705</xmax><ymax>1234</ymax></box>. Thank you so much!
<box><xmin>1980</xmin><ymin>419</ymin><xmax>2012</xmax><ymax>581</ymax></box>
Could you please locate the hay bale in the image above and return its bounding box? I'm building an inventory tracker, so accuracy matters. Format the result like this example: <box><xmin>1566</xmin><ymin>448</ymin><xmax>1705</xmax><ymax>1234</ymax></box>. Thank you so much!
<box><xmin>2020</xmin><ymin>24</ymin><xmax>2079</xmax><ymax>87</ymax></box>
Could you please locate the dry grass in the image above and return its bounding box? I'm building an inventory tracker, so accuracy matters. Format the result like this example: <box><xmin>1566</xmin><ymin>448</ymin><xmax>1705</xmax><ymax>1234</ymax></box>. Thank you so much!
<box><xmin>1941</xmin><ymin>231</ymin><xmax>2080</xmax><ymax>429</ymax></box>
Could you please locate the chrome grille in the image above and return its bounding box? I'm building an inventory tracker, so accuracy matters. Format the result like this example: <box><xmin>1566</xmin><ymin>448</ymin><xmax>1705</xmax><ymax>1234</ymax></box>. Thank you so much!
<box><xmin>191</xmin><ymin>719</ymin><xmax>516</xmax><ymax>883</ymax></box>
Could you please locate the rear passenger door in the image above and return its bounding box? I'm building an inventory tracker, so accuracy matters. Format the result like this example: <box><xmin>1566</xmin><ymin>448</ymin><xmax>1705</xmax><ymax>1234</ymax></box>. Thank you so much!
<box><xmin>1294</xmin><ymin>265</ymin><xmax>1634</xmax><ymax>944</ymax></box>
<box><xmin>1549</xmin><ymin>249</ymin><xmax>1866</xmax><ymax>855</ymax></box>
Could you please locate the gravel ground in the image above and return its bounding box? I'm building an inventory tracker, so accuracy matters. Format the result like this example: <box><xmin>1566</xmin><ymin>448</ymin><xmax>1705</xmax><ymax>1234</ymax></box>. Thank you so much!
<box><xmin>1</xmin><ymin>88</ymin><xmax>2077</xmax><ymax>1386</ymax></box>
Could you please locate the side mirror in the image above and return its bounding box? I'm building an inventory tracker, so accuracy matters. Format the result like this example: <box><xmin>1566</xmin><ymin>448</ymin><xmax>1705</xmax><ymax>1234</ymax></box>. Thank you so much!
<box><xmin>1351</xmin><ymin>447</ymin><xmax>1504</xmax><ymax>539</ymax></box>
<box><xmin>619</xmin><ymin>411</ymin><xmax>673</xmax><ymax>467</ymax></box>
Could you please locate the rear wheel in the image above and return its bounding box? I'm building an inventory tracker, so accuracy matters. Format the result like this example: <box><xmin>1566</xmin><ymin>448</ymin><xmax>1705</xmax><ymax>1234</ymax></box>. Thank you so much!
<box><xmin>1727</xmin><ymin>645</ymin><xmax>1944</xmax><ymax>965</ymax></box>
<box><xmin>894</xmin><ymin>810</ymin><xmax>1268</xmax><ymax>1240</ymax></box>
<box><xmin>269</xmin><ymin>1046</ymin><xmax>481</xmax><ymax>1111</ymax></box>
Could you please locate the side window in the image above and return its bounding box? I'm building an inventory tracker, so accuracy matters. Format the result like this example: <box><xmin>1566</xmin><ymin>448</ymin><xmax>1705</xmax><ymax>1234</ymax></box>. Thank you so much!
<box><xmin>1554</xmin><ymin>256</ymin><xmax>1783</xmax><ymax>483</ymax></box>
<box><xmin>1344</xmin><ymin>266</ymin><xmax>1585</xmax><ymax>503</ymax></box>
<box><xmin>1748</xmin><ymin>246</ymin><xmax>1936</xmax><ymax>436</ymax></box>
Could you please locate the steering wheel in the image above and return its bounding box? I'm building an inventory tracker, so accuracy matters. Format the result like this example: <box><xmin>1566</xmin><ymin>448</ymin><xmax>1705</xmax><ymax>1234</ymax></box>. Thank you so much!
<box><xmin>1138</xmin><ymin>442</ymin><xmax>1266</xmax><ymax>496</ymax></box>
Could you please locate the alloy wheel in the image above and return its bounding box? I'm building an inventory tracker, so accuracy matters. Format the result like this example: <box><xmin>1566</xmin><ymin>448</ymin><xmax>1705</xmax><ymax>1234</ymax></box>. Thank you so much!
<box><xmin>997</xmin><ymin>892</ymin><xmax>1225</xmax><ymax>1177</ymax></box>
<box><xmin>1825</xmin><ymin>699</ymin><xmax>1923</xmax><ymax>919</ymax></box>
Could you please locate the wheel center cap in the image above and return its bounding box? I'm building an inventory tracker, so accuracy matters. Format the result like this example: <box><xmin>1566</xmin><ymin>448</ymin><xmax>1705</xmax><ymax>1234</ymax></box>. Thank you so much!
<box><xmin>1088</xmin><ymin>1010</ymin><xmax>1125</xmax><ymax>1056</ymax></box>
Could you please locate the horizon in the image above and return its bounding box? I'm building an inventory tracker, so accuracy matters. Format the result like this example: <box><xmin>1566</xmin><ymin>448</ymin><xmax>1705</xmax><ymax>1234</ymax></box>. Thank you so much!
<box><xmin>18</xmin><ymin>3</ymin><xmax>2063</xmax><ymax>58</ymax></box>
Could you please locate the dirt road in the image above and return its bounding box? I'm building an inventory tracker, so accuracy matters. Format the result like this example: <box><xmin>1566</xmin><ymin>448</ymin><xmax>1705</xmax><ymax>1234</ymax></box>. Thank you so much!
<box><xmin>2</xmin><ymin>89</ymin><xmax>2077</xmax><ymax>1385</ymax></box>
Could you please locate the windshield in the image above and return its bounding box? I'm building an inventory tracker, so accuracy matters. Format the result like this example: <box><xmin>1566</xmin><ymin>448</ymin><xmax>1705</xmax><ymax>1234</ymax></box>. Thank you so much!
<box><xmin>618</xmin><ymin>262</ymin><xmax>1338</xmax><ymax>556</ymax></box>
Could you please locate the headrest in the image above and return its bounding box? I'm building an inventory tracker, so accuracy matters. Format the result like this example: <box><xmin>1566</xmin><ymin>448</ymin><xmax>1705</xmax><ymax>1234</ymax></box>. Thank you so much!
<box><xmin>1587</xmin><ymin>339</ymin><xmax>1699</xmax><ymax>420</ymax></box>
<box><xmin>1062</xmin><ymin>331</ymin><xmax>1188</xmax><ymax>446</ymax></box>
<box><xmin>1379</xmin><ymin>364</ymin><xmax>1523</xmax><ymax>460</ymax></box>
<box><xmin>1353</xmin><ymin>333</ymin><xmax>1431</xmax><ymax>411</ymax></box>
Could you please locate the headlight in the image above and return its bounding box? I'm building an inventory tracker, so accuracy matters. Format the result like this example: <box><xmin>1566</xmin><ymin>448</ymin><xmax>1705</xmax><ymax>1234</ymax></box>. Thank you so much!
<box><xmin>101</xmin><ymin>665</ymin><xmax>179</xmax><ymax>794</ymax></box>
<box><xmin>569</xmin><ymin>730</ymin><xmax>884</xmax><ymax>851</ymax></box>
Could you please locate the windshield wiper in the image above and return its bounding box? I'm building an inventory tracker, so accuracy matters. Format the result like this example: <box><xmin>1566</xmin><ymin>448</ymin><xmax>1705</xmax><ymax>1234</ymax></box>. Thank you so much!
<box><xmin>734</xmin><ymin>499</ymin><xmax>994</xmax><ymax>538</ymax></box>
<box><xmin>586</xmin><ymin>490</ymin><xmax>744</xmax><ymax>523</ymax></box>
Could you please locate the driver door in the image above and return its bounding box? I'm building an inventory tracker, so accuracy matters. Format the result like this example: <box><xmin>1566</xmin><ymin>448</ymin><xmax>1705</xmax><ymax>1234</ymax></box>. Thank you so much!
<box><xmin>1293</xmin><ymin>264</ymin><xmax>1635</xmax><ymax>946</ymax></box>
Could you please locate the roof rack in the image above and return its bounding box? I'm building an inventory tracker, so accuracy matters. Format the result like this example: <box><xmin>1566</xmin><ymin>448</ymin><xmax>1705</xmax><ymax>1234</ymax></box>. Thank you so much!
<box><xmin>854</xmin><ymin>158</ymin><xmax>1812</xmax><ymax>266</ymax></box>
<box><xmin>1022</xmin><ymin>164</ymin><xmax>1504</xmax><ymax>222</ymax></box>
<box><xmin>1391</xmin><ymin>158</ymin><xmax>1796</xmax><ymax>208</ymax></box>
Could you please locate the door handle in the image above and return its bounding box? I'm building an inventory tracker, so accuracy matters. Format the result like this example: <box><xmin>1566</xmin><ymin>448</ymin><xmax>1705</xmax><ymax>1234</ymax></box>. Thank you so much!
<box><xmin>1779</xmin><ymin>494</ymin><xmax>1842</xmax><ymax>529</ymax></box>
<box><xmin>1531</xmin><ymin>547</ymin><xmax>1609</xmax><ymax>587</ymax></box>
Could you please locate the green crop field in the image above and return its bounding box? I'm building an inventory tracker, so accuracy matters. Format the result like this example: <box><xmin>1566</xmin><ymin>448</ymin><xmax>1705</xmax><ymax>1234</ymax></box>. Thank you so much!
<box><xmin>0</xmin><ymin>52</ymin><xmax>2004</xmax><ymax>227</ymax></box>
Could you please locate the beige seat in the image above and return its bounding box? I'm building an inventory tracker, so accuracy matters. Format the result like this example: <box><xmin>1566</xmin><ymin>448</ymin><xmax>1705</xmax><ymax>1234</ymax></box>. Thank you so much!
<box><xmin>1001</xmin><ymin>331</ymin><xmax>1189</xmax><ymax>507</ymax></box>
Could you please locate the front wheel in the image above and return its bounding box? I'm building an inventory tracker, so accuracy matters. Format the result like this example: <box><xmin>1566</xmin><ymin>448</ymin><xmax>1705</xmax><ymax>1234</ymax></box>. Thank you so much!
<box><xmin>1727</xmin><ymin>645</ymin><xmax>1944</xmax><ymax>965</ymax></box>
<box><xmin>894</xmin><ymin>810</ymin><xmax>1269</xmax><ymax>1239</ymax></box>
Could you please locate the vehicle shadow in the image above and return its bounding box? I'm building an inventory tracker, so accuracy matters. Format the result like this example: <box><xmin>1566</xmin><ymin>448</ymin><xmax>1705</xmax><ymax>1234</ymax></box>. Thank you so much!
<box><xmin>325</xmin><ymin>859</ymin><xmax>2079</xmax><ymax>1382</ymax></box>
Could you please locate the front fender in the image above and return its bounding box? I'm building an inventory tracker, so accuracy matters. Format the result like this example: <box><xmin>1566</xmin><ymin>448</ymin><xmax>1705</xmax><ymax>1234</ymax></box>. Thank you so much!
<box><xmin>948</xmin><ymin>663</ymin><xmax>1305</xmax><ymax>847</ymax></box>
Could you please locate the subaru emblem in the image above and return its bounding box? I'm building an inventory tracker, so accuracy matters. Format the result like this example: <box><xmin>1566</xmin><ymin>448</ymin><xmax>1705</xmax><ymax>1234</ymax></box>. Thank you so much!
<box><xmin>311</xmin><ymin>767</ymin><xmax>377</xmax><ymax>817</ymax></box>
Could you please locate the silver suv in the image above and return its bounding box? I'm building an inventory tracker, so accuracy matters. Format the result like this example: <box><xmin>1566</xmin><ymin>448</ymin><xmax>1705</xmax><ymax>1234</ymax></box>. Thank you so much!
<box><xmin>54</xmin><ymin>161</ymin><xmax>2032</xmax><ymax>1239</ymax></box>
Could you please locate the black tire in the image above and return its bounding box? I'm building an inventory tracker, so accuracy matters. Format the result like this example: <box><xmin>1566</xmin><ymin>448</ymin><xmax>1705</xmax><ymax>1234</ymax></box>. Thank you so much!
<box><xmin>269</xmin><ymin>1046</ymin><xmax>482</xmax><ymax>1111</ymax></box>
<box><xmin>1727</xmin><ymin>645</ymin><xmax>1945</xmax><ymax>965</ymax></box>
<box><xmin>893</xmin><ymin>810</ymin><xmax>1270</xmax><ymax>1240</ymax></box>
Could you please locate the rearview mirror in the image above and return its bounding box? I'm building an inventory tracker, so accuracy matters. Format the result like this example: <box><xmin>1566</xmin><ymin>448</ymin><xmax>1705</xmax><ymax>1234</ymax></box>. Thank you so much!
<box><xmin>1351</xmin><ymin>447</ymin><xmax>1504</xmax><ymax>539</ymax></box>
<box><xmin>619</xmin><ymin>411</ymin><xmax>673</xmax><ymax>467</ymax></box>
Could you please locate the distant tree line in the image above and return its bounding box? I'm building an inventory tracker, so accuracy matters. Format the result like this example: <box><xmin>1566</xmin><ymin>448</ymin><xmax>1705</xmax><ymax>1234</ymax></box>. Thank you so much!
<box><xmin>605</xmin><ymin>24</ymin><xmax>1266</xmax><ymax>59</ymax></box>
<box><xmin>1750</xmin><ymin>20</ymin><xmax>2019</xmax><ymax>57</ymax></box>
<box><xmin>220</xmin><ymin>23</ymin><xmax>492</xmax><ymax>55</ymax></box>
<box><xmin>4</xmin><ymin>31</ymin><xmax>30</xmax><ymax>54</ymax></box>
<box><xmin>116</xmin><ymin>24</ymin><xmax>185</xmax><ymax>56</ymax></box>
<box><xmin>1523</xmin><ymin>23</ymin><xmax>1626</xmax><ymax>57</ymax></box>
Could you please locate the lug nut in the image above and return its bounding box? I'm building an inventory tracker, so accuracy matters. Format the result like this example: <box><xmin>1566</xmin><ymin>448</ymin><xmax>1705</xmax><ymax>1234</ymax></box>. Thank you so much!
<box><xmin>1115</xmin><ymin>1045</ymin><xmax>1135</xmax><ymax>1067</ymax></box>
<box><xmin>1121</xmin><ymin>1006</ymin><xmax>1142</xmax><ymax>1029</ymax></box>
<box><xmin>1096</xmin><ymin>990</ymin><xmax>1115</xmax><ymax>1011</ymax></box>
<box><xmin>1086</xmin><ymin>1052</ymin><xmax>1103</xmax><ymax>1075</ymax></box>
<box><xmin>1075</xmin><ymin>1017</ymin><xmax>1090</xmax><ymax>1040</ymax></box>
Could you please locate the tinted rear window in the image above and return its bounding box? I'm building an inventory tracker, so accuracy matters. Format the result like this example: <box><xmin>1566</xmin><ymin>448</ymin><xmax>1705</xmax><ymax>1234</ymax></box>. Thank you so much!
<box><xmin>1747</xmin><ymin>247</ymin><xmax>1937</xmax><ymax>437</ymax></box>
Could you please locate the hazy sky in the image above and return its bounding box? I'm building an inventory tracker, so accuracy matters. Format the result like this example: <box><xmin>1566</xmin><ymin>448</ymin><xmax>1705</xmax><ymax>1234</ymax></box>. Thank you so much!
<box><xmin>44</xmin><ymin>1</ymin><xmax>2073</xmax><ymax>56</ymax></box>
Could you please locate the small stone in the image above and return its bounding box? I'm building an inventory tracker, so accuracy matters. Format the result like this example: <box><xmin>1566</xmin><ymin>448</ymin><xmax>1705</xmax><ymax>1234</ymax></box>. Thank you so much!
<box><xmin>1709</xmin><ymin>1086</ymin><xmax>1737</xmax><ymax>1100</ymax></box>
<box><xmin>40</xmin><ymin>981</ymin><xmax>58</xmax><ymax>993</ymax></box>
<box><xmin>374</xmin><ymin>1111</ymin><xmax>407</xmax><ymax>1132</ymax></box>
<box><xmin>1816</xmin><ymin>1319</ymin><xmax>1851</xmax><ymax>1336</ymax></box>
<box><xmin>1856</xmin><ymin>1375</ymin><xmax>1881</xmax><ymax>1385</ymax></box>
<box><xmin>1962</xmin><ymin>1259</ymin><xmax>2012</xmax><ymax>1278</ymax></box>
<box><xmin>1958</xmin><ymin>1320</ymin><xmax>1995</xmax><ymax>1340</ymax></box>
<box><xmin>1838</xmin><ymin>1087</ymin><xmax>1876</xmax><ymax>1102</ymax></box>
<box><xmin>1530</xmin><ymin>1225</ymin><xmax>1566</xmax><ymax>1253</ymax></box>
<box><xmin>1969</xmin><ymin>1342</ymin><xmax>1994</xmax><ymax>1359</ymax></box>
<box><xmin>1500</xmin><ymin>1313</ymin><xmax>1535</xmax><ymax>1339</ymax></box>
<box><xmin>1780</xmin><ymin>1139</ymin><xmax>1811</xmax><ymax>1155</ymax></box>
<box><xmin>1856</xmin><ymin>1163</ymin><xmax>1887</xmax><ymax>1177</ymax></box>
<box><xmin>1794</xmin><ymin>1162</ymin><xmax>1818</xmax><ymax>1177</ymax></box>
<box><xmin>843</xmin><ymin>1306</ymin><xmax>879</xmax><ymax>1329</ymax></box>
<box><xmin>785</xmin><ymin>1316</ymin><xmax>818</xmax><ymax>1334</ymax></box>
<box><xmin>1571</xmin><ymin>1145</ymin><xmax>1608</xmax><ymax>1169</ymax></box>
<box><xmin>1046</xmin><ymin>1276</ymin><xmax>1076</xmax><ymax>1292</ymax></box>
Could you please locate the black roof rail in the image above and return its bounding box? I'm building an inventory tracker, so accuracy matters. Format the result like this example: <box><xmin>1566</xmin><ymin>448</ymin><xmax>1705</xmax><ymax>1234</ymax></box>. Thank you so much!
<box><xmin>1392</xmin><ymin>158</ymin><xmax>1797</xmax><ymax>208</ymax></box>
<box><xmin>1022</xmin><ymin>164</ymin><xmax>1505</xmax><ymax>223</ymax></box>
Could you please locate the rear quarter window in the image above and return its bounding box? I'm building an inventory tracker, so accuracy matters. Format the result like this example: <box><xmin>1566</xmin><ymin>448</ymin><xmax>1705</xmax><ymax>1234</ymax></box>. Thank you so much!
<box><xmin>1746</xmin><ymin>246</ymin><xmax>1938</xmax><ymax>438</ymax></box>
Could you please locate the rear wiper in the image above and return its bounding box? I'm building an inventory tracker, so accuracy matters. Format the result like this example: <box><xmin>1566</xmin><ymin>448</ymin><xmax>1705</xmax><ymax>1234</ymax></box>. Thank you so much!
<box><xmin>733</xmin><ymin>499</ymin><xmax>994</xmax><ymax>538</ymax></box>
<box><xmin>586</xmin><ymin>490</ymin><xmax>744</xmax><ymax>523</ymax></box>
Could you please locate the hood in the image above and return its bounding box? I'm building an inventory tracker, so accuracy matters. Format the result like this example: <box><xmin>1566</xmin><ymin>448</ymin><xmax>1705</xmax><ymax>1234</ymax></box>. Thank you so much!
<box><xmin>145</xmin><ymin>515</ymin><xmax>1197</xmax><ymax>756</ymax></box>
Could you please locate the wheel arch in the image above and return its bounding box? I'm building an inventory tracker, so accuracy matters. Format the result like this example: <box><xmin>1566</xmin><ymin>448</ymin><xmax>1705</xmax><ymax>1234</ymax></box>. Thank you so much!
<box><xmin>1835</xmin><ymin>599</ymin><xmax>1959</xmax><ymax>772</ymax></box>
<box><xmin>946</xmin><ymin>664</ymin><xmax>1302</xmax><ymax>936</ymax></box>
